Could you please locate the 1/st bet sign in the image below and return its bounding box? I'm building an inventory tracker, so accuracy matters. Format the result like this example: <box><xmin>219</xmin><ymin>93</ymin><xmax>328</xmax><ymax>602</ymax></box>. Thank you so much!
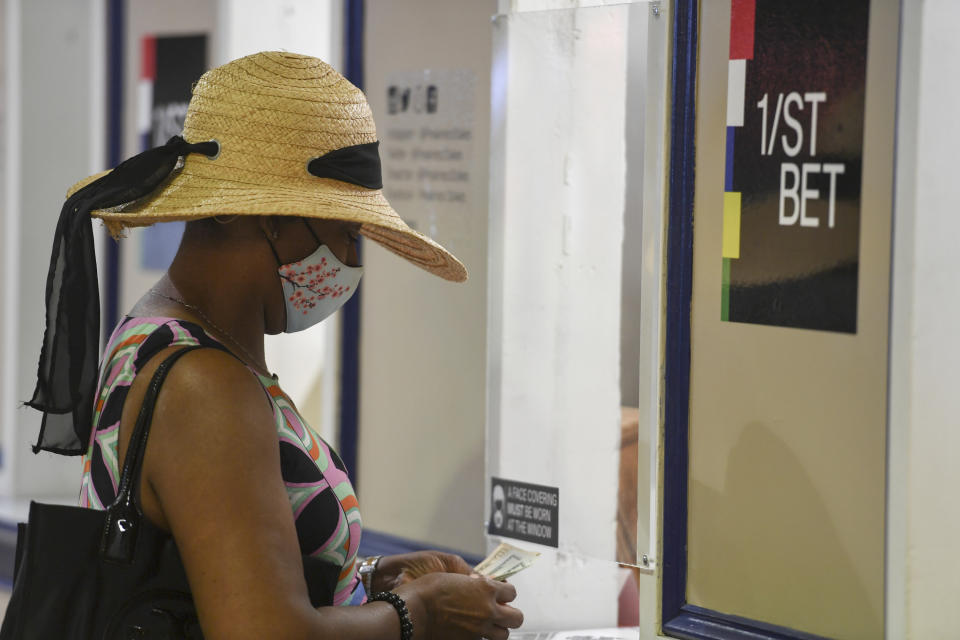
<box><xmin>758</xmin><ymin>91</ymin><xmax>846</xmax><ymax>229</ymax></box>
<box><xmin>722</xmin><ymin>0</ymin><xmax>868</xmax><ymax>334</ymax></box>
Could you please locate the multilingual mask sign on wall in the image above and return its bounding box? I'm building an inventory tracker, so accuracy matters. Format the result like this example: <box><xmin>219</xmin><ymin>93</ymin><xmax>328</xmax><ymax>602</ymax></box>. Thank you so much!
<box><xmin>139</xmin><ymin>34</ymin><xmax>208</xmax><ymax>271</ymax></box>
<box><xmin>488</xmin><ymin>477</ymin><xmax>559</xmax><ymax>548</ymax></box>
<box><xmin>381</xmin><ymin>70</ymin><xmax>475</xmax><ymax>255</ymax></box>
<box><xmin>722</xmin><ymin>0</ymin><xmax>869</xmax><ymax>333</ymax></box>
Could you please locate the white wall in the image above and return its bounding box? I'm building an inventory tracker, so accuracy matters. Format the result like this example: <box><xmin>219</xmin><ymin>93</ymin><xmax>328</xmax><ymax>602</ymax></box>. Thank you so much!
<box><xmin>216</xmin><ymin>0</ymin><xmax>342</xmax><ymax>68</ymax></box>
<box><xmin>887</xmin><ymin>0</ymin><xmax>960</xmax><ymax>637</ymax></box>
<box><xmin>0</xmin><ymin>0</ymin><xmax>105</xmax><ymax>499</ymax></box>
<box><xmin>498</xmin><ymin>0</ymin><xmax>651</xmax><ymax>12</ymax></box>
<box><xmin>486</xmin><ymin>5</ymin><xmax>630</xmax><ymax>630</ymax></box>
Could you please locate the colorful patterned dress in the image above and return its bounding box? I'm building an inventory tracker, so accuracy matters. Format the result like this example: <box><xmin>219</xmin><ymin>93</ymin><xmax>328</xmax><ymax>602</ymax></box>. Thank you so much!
<box><xmin>79</xmin><ymin>316</ymin><xmax>365</xmax><ymax>606</ymax></box>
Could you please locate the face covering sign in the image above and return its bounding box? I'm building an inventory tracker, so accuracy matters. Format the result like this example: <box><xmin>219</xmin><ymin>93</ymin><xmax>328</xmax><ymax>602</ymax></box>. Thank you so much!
<box><xmin>488</xmin><ymin>477</ymin><xmax>559</xmax><ymax>548</ymax></box>
<box><xmin>722</xmin><ymin>0</ymin><xmax>869</xmax><ymax>333</ymax></box>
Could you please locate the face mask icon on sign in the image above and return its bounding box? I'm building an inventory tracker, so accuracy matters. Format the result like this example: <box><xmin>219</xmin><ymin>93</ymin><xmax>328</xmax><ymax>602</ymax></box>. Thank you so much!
<box><xmin>492</xmin><ymin>484</ymin><xmax>505</xmax><ymax>529</ymax></box>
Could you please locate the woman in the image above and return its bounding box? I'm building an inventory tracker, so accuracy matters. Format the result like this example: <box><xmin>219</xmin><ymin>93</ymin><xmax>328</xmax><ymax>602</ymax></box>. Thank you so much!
<box><xmin>28</xmin><ymin>52</ymin><xmax>522</xmax><ymax>639</ymax></box>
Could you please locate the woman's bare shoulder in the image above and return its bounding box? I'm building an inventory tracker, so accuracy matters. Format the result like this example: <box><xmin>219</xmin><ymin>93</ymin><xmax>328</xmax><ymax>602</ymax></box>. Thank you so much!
<box><xmin>126</xmin><ymin>345</ymin><xmax>280</xmax><ymax>527</ymax></box>
<box><xmin>142</xmin><ymin>345</ymin><xmax>277</xmax><ymax>455</ymax></box>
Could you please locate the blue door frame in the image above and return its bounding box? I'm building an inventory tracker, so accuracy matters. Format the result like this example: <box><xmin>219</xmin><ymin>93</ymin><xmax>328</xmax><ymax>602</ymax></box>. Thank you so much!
<box><xmin>103</xmin><ymin>0</ymin><xmax>125</xmax><ymax>340</ymax></box>
<box><xmin>660</xmin><ymin>0</ymin><xmax>697</xmax><ymax>627</ymax></box>
<box><xmin>339</xmin><ymin>0</ymin><xmax>365</xmax><ymax>490</ymax></box>
<box><xmin>659</xmin><ymin>2</ymin><xmax>829</xmax><ymax>638</ymax></box>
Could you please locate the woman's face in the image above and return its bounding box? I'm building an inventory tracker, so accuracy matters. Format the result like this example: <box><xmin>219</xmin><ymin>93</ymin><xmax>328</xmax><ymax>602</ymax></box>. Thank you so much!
<box><xmin>274</xmin><ymin>217</ymin><xmax>361</xmax><ymax>268</ymax></box>
<box><xmin>259</xmin><ymin>216</ymin><xmax>362</xmax><ymax>335</ymax></box>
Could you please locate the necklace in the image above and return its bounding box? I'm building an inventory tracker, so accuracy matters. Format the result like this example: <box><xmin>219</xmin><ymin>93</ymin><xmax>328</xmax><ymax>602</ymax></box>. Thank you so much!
<box><xmin>148</xmin><ymin>290</ymin><xmax>273</xmax><ymax>377</ymax></box>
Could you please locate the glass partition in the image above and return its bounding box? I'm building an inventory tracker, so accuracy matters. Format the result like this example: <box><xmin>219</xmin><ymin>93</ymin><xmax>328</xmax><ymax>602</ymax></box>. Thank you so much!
<box><xmin>485</xmin><ymin>1</ymin><xmax>668</xmax><ymax>578</ymax></box>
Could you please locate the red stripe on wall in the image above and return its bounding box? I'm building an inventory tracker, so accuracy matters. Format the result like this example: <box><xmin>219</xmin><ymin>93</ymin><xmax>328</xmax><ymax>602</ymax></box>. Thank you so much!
<box><xmin>141</xmin><ymin>35</ymin><xmax>156</xmax><ymax>80</ymax></box>
<box><xmin>729</xmin><ymin>0</ymin><xmax>756</xmax><ymax>60</ymax></box>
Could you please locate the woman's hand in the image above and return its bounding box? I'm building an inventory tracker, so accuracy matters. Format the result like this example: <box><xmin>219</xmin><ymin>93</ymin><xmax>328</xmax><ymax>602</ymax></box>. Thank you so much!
<box><xmin>395</xmin><ymin>572</ymin><xmax>523</xmax><ymax>640</ymax></box>
<box><xmin>373</xmin><ymin>551</ymin><xmax>475</xmax><ymax>591</ymax></box>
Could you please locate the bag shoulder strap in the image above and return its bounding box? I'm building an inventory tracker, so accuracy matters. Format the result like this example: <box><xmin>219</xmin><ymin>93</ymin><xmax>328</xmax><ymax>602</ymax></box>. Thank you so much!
<box><xmin>117</xmin><ymin>345</ymin><xmax>208</xmax><ymax>505</ymax></box>
<box><xmin>101</xmin><ymin>345</ymin><xmax>205</xmax><ymax>562</ymax></box>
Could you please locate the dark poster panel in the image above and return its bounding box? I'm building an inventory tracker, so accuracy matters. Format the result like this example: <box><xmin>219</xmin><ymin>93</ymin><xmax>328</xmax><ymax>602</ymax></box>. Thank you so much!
<box><xmin>141</xmin><ymin>34</ymin><xmax>207</xmax><ymax>270</ymax></box>
<box><xmin>722</xmin><ymin>0</ymin><xmax>870</xmax><ymax>333</ymax></box>
<box><xmin>149</xmin><ymin>35</ymin><xmax>207</xmax><ymax>146</ymax></box>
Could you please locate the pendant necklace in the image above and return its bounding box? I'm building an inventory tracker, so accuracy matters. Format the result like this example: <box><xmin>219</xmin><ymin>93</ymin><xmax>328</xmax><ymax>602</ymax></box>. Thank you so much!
<box><xmin>148</xmin><ymin>290</ymin><xmax>276</xmax><ymax>379</ymax></box>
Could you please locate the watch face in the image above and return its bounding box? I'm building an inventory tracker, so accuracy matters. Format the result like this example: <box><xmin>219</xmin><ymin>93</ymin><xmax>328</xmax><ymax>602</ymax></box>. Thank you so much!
<box><xmin>360</xmin><ymin>556</ymin><xmax>380</xmax><ymax>573</ymax></box>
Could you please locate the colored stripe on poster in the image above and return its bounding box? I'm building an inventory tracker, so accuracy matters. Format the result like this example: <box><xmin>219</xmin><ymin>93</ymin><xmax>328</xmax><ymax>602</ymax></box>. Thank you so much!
<box><xmin>725</xmin><ymin>126</ymin><xmax>736</xmax><ymax>191</ymax></box>
<box><xmin>722</xmin><ymin>192</ymin><xmax>741</xmax><ymax>259</ymax></box>
<box><xmin>729</xmin><ymin>0</ymin><xmax>756</xmax><ymax>60</ymax></box>
<box><xmin>721</xmin><ymin>258</ymin><xmax>731</xmax><ymax>322</ymax></box>
<box><xmin>138</xmin><ymin>36</ymin><xmax>155</xmax><ymax>148</ymax></box>
<box><xmin>141</xmin><ymin>35</ymin><xmax>156</xmax><ymax>80</ymax></box>
<box><xmin>726</xmin><ymin>60</ymin><xmax>746</xmax><ymax>128</ymax></box>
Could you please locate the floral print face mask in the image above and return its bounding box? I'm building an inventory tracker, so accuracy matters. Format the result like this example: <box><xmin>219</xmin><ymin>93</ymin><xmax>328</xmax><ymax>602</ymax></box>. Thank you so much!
<box><xmin>273</xmin><ymin>229</ymin><xmax>363</xmax><ymax>333</ymax></box>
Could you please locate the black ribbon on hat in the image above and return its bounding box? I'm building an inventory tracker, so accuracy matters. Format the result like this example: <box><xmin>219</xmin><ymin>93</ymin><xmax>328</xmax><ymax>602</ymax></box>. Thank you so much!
<box><xmin>27</xmin><ymin>135</ymin><xmax>218</xmax><ymax>455</ymax></box>
<box><xmin>307</xmin><ymin>141</ymin><xmax>383</xmax><ymax>189</ymax></box>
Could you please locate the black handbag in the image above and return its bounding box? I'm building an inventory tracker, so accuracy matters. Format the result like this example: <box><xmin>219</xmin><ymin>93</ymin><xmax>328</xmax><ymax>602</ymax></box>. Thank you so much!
<box><xmin>0</xmin><ymin>346</ymin><xmax>341</xmax><ymax>639</ymax></box>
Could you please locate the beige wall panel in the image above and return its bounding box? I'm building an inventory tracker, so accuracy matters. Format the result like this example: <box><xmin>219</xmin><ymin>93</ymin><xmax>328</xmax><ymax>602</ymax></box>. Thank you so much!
<box><xmin>685</xmin><ymin>1</ymin><xmax>898</xmax><ymax>637</ymax></box>
<box><xmin>359</xmin><ymin>0</ymin><xmax>494</xmax><ymax>554</ymax></box>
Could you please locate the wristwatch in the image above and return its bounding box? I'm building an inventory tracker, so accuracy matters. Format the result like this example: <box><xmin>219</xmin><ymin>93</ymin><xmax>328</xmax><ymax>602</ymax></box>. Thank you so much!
<box><xmin>358</xmin><ymin>555</ymin><xmax>383</xmax><ymax>595</ymax></box>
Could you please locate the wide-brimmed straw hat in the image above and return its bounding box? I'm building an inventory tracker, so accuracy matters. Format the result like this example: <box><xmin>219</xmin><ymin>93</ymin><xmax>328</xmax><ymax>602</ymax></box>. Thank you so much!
<box><xmin>73</xmin><ymin>50</ymin><xmax>467</xmax><ymax>283</ymax></box>
<box><xmin>31</xmin><ymin>51</ymin><xmax>470</xmax><ymax>458</ymax></box>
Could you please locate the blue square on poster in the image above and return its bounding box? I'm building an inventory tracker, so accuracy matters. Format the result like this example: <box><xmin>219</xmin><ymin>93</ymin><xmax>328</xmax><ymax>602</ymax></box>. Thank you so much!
<box><xmin>141</xmin><ymin>221</ymin><xmax>185</xmax><ymax>270</ymax></box>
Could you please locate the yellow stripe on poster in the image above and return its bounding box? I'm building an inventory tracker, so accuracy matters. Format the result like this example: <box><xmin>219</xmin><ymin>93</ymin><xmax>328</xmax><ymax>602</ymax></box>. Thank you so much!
<box><xmin>722</xmin><ymin>192</ymin><xmax>741</xmax><ymax>259</ymax></box>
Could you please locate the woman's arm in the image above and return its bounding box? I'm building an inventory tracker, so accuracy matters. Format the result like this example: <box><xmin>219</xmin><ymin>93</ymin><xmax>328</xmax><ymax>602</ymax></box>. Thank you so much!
<box><xmin>124</xmin><ymin>348</ymin><xmax>521</xmax><ymax>640</ymax></box>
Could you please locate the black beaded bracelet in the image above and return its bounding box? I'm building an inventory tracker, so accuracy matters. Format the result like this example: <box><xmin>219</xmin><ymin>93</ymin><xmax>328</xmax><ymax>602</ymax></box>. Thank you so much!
<box><xmin>370</xmin><ymin>591</ymin><xmax>414</xmax><ymax>640</ymax></box>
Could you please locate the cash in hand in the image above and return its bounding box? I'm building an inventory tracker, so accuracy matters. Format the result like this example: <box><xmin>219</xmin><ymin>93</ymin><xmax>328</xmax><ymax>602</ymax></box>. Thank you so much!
<box><xmin>474</xmin><ymin>542</ymin><xmax>541</xmax><ymax>581</ymax></box>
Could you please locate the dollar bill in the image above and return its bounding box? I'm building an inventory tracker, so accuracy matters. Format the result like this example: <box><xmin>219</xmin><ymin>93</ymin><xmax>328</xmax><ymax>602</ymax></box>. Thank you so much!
<box><xmin>474</xmin><ymin>542</ymin><xmax>541</xmax><ymax>581</ymax></box>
